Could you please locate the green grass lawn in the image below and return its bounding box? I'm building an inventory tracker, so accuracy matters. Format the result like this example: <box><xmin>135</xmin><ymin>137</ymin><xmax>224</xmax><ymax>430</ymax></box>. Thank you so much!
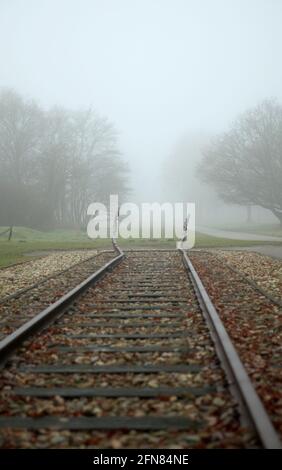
<box><xmin>0</xmin><ymin>227</ymin><xmax>107</xmax><ymax>268</ymax></box>
<box><xmin>0</xmin><ymin>226</ymin><xmax>281</xmax><ymax>268</ymax></box>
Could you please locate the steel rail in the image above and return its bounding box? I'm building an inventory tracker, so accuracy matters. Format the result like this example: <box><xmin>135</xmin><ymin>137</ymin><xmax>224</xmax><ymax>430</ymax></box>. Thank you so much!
<box><xmin>180</xmin><ymin>248</ymin><xmax>281</xmax><ymax>449</ymax></box>
<box><xmin>0</xmin><ymin>249</ymin><xmax>114</xmax><ymax>305</ymax></box>
<box><xmin>225</xmin><ymin>261</ymin><xmax>282</xmax><ymax>307</ymax></box>
<box><xmin>196</xmin><ymin>250</ymin><xmax>282</xmax><ymax>308</ymax></box>
<box><xmin>0</xmin><ymin>241</ymin><xmax>124</xmax><ymax>367</ymax></box>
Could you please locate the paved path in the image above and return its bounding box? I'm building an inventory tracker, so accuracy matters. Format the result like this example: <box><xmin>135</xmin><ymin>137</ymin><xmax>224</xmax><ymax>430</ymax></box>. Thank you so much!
<box><xmin>198</xmin><ymin>226</ymin><xmax>282</xmax><ymax>242</ymax></box>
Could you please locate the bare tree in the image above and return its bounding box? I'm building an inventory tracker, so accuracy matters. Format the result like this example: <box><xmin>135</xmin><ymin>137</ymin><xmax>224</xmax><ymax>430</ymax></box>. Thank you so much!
<box><xmin>0</xmin><ymin>89</ymin><xmax>129</xmax><ymax>229</ymax></box>
<box><xmin>0</xmin><ymin>89</ymin><xmax>44</xmax><ymax>226</ymax></box>
<box><xmin>39</xmin><ymin>107</ymin><xmax>73</xmax><ymax>226</ymax></box>
<box><xmin>68</xmin><ymin>109</ymin><xmax>129</xmax><ymax>227</ymax></box>
<box><xmin>197</xmin><ymin>100</ymin><xmax>282</xmax><ymax>224</ymax></box>
<box><xmin>0</xmin><ymin>89</ymin><xmax>43</xmax><ymax>184</ymax></box>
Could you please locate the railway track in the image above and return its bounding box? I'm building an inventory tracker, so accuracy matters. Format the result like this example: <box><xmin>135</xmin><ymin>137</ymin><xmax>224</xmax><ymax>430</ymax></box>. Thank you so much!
<box><xmin>0</xmin><ymin>250</ymin><xmax>116</xmax><ymax>341</ymax></box>
<box><xmin>188</xmin><ymin>250</ymin><xmax>282</xmax><ymax>440</ymax></box>
<box><xmin>191</xmin><ymin>250</ymin><xmax>282</xmax><ymax>308</ymax></box>
<box><xmin>0</xmin><ymin>244</ymin><xmax>280</xmax><ymax>448</ymax></box>
<box><xmin>0</xmin><ymin>251</ymin><xmax>101</xmax><ymax>304</ymax></box>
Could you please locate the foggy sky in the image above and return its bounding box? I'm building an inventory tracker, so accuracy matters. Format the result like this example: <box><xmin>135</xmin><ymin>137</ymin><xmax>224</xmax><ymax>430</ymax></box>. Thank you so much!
<box><xmin>1</xmin><ymin>0</ymin><xmax>282</xmax><ymax>201</ymax></box>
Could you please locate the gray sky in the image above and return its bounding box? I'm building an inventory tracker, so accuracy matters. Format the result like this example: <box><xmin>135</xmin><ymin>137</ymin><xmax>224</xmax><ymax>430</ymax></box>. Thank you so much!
<box><xmin>1</xmin><ymin>0</ymin><xmax>282</xmax><ymax>200</ymax></box>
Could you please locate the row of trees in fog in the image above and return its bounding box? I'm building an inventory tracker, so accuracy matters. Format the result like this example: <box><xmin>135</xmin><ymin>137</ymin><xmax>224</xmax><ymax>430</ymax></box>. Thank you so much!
<box><xmin>0</xmin><ymin>89</ymin><xmax>129</xmax><ymax>229</ymax></box>
<box><xmin>198</xmin><ymin>100</ymin><xmax>282</xmax><ymax>225</ymax></box>
<box><xmin>163</xmin><ymin>100</ymin><xmax>282</xmax><ymax>225</ymax></box>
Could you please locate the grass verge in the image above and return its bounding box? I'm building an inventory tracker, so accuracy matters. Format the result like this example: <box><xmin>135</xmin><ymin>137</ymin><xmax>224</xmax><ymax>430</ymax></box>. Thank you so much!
<box><xmin>0</xmin><ymin>227</ymin><xmax>281</xmax><ymax>268</ymax></box>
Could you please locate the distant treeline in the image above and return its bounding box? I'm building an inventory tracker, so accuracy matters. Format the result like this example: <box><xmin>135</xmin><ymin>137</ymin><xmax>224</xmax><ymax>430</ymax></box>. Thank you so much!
<box><xmin>0</xmin><ymin>89</ymin><xmax>129</xmax><ymax>230</ymax></box>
